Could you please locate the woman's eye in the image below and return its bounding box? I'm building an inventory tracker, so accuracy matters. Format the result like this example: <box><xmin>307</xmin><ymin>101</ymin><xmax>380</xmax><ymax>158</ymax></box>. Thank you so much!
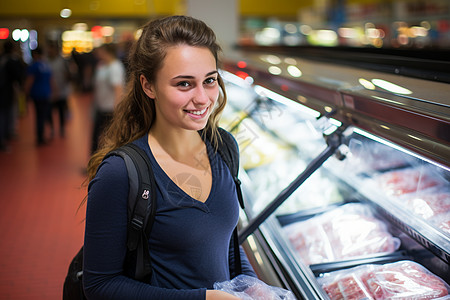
<box><xmin>204</xmin><ymin>77</ymin><xmax>217</xmax><ymax>85</ymax></box>
<box><xmin>177</xmin><ymin>81</ymin><xmax>190</xmax><ymax>88</ymax></box>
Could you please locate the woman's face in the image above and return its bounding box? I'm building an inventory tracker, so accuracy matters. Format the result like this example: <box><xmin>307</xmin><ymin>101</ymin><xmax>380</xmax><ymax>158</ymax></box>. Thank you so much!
<box><xmin>141</xmin><ymin>44</ymin><xmax>219</xmax><ymax>132</ymax></box>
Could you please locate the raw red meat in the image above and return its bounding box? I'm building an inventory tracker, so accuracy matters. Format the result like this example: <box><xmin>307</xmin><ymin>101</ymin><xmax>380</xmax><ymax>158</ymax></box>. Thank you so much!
<box><xmin>323</xmin><ymin>274</ymin><xmax>374</xmax><ymax>300</ymax></box>
<box><xmin>284</xmin><ymin>204</ymin><xmax>399</xmax><ymax>265</ymax></box>
<box><xmin>376</xmin><ymin>168</ymin><xmax>443</xmax><ymax>196</ymax></box>
<box><xmin>405</xmin><ymin>192</ymin><xmax>450</xmax><ymax>220</ymax></box>
<box><xmin>319</xmin><ymin>261</ymin><xmax>449</xmax><ymax>300</ymax></box>
<box><xmin>397</xmin><ymin>190</ymin><xmax>450</xmax><ymax>235</ymax></box>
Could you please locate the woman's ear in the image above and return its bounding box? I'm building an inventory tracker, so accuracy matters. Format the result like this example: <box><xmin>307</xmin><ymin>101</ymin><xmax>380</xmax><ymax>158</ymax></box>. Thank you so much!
<box><xmin>140</xmin><ymin>74</ymin><xmax>156</xmax><ymax>99</ymax></box>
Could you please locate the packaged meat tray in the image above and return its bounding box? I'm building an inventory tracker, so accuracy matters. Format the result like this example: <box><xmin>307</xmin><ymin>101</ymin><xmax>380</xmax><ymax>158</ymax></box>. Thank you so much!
<box><xmin>403</xmin><ymin>190</ymin><xmax>450</xmax><ymax>220</ymax></box>
<box><xmin>399</xmin><ymin>188</ymin><xmax>450</xmax><ymax>235</ymax></box>
<box><xmin>434</xmin><ymin>212</ymin><xmax>450</xmax><ymax>234</ymax></box>
<box><xmin>374</xmin><ymin>167</ymin><xmax>446</xmax><ymax>197</ymax></box>
<box><xmin>318</xmin><ymin>260</ymin><xmax>450</xmax><ymax>300</ymax></box>
<box><xmin>283</xmin><ymin>203</ymin><xmax>400</xmax><ymax>265</ymax></box>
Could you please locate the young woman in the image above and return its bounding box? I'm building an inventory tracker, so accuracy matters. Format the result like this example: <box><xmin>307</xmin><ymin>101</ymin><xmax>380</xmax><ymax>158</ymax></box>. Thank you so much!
<box><xmin>83</xmin><ymin>16</ymin><xmax>256</xmax><ymax>299</ymax></box>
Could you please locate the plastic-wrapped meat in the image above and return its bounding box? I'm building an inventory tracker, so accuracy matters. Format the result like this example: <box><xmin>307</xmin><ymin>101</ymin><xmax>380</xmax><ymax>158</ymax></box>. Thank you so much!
<box><xmin>375</xmin><ymin>168</ymin><xmax>444</xmax><ymax>196</ymax></box>
<box><xmin>318</xmin><ymin>261</ymin><xmax>450</xmax><ymax>300</ymax></box>
<box><xmin>322</xmin><ymin>273</ymin><xmax>374</xmax><ymax>300</ymax></box>
<box><xmin>405</xmin><ymin>192</ymin><xmax>450</xmax><ymax>220</ymax></box>
<box><xmin>283</xmin><ymin>203</ymin><xmax>400</xmax><ymax>265</ymax></box>
<box><xmin>439</xmin><ymin>219</ymin><xmax>450</xmax><ymax>234</ymax></box>
<box><xmin>433</xmin><ymin>211</ymin><xmax>450</xmax><ymax>235</ymax></box>
<box><xmin>396</xmin><ymin>190</ymin><xmax>450</xmax><ymax>235</ymax></box>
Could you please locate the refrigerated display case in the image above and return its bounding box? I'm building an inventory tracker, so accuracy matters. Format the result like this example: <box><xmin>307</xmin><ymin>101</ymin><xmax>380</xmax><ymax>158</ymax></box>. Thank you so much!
<box><xmin>219</xmin><ymin>50</ymin><xmax>450</xmax><ymax>299</ymax></box>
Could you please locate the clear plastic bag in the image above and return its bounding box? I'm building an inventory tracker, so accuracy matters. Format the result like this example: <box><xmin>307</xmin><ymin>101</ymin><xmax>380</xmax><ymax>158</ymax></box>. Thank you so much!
<box><xmin>213</xmin><ymin>275</ymin><xmax>296</xmax><ymax>300</ymax></box>
<box><xmin>318</xmin><ymin>260</ymin><xmax>450</xmax><ymax>300</ymax></box>
<box><xmin>375</xmin><ymin>167</ymin><xmax>446</xmax><ymax>197</ymax></box>
<box><xmin>283</xmin><ymin>203</ymin><xmax>400</xmax><ymax>265</ymax></box>
<box><xmin>397</xmin><ymin>187</ymin><xmax>450</xmax><ymax>236</ymax></box>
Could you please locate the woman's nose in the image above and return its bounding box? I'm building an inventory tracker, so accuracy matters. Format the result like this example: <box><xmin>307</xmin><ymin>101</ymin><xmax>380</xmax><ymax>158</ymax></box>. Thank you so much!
<box><xmin>193</xmin><ymin>86</ymin><xmax>210</xmax><ymax>105</ymax></box>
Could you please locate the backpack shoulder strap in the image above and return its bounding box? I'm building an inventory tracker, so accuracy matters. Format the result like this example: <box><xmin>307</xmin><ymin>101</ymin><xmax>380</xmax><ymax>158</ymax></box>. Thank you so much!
<box><xmin>215</xmin><ymin>128</ymin><xmax>245</xmax><ymax>210</ymax></box>
<box><xmin>105</xmin><ymin>143</ymin><xmax>156</xmax><ymax>281</ymax></box>
<box><xmin>204</xmin><ymin>128</ymin><xmax>244</xmax><ymax>277</ymax></box>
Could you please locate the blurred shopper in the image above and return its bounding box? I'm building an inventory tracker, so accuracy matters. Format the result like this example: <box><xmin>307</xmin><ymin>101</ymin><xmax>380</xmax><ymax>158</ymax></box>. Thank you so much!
<box><xmin>0</xmin><ymin>40</ymin><xmax>23</xmax><ymax>151</ymax></box>
<box><xmin>47</xmin><ymin>42</ymin><xmax>71</xmax><ymax>138</ymax></box>
<box><xmin>25</xmin><ymin>47</ymin><xmax>53</xmax><ymax>146</ymax></box>
<box><xmin>70</xmin><ymin>48</ymin><xmax>96</xmax><ymax>93</ymax></box>
<box><xmin>82</xmin><ymin>16</ymin><xmax>256</xmax><ymax>299</ymax></box>
<box><xmin>90</xmin><ymin>43</ymin><xmax>125</xmax><ymax>154</ymax></box>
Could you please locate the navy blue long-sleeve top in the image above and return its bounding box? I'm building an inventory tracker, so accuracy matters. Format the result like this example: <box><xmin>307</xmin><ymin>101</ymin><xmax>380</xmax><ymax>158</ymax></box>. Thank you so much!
<box><xmin>83</xmin><ymin>134</ymin><xmax>256</xmax><ymax>299</ymax></box>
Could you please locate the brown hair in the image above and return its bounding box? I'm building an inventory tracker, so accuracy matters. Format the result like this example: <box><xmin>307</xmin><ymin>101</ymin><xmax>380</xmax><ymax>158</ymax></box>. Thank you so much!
<box><xmin>85</xmin><ymin>15</ymin><xmax>227</xmax><ymax>182</ymax></box>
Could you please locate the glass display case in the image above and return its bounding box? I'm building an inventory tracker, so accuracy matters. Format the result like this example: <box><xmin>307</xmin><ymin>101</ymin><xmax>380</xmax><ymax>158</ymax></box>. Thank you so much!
<box><xmin>219</xmin><ymin>51</ymin><xmax>450</xmax><ymax>299</ymax></box>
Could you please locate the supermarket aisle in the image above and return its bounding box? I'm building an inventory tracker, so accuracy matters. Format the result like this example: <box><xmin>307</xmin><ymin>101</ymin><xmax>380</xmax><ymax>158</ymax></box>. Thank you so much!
<box><xmin>0</xmin><ymin>92</ymin><xmax>93</xmax><ymax>299</ymax></box>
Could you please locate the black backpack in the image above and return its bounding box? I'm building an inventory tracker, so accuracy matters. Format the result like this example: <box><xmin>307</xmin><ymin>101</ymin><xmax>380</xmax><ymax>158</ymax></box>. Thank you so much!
<box><xmin>63</xmin><ymin>128</ymin><xmax>244</xmax><ymax>299</ymax></box>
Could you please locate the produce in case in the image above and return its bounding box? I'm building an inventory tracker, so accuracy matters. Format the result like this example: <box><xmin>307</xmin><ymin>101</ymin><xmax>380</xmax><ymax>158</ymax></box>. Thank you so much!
<box><xmin>318</xmin><ymin>260</ymin><xmax>450</xmax><ymax>300</ymax></box>
<box><xmin>283</xmin><ymin>203</ymin><xmax>400</xmax><ymax>265</ymax></box>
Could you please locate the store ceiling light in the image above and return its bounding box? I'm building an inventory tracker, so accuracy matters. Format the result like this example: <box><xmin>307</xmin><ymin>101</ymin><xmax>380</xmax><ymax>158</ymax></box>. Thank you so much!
<box><xmin>12</xmin><ymin>29</ymin><xmax>21</xmax><ymax>41</ymax></box>
<box><xmin>60</xmin><ymin>8</ymin><xmax>72</xmax><ymax>18</ymax></box>
<box><xmin>21</xmin><ymin>30</ymin><xmax>29</xmax><ymax>42</ymax></box>
<box><xmin>268</xmin><ymin>66</ymin><xmax>282</xmax><ymax>75</ymax></box>
<box><xmin>300</xmin><ymin>25</ymin><xmax>312</xmax><ymax>35</ymax></box>
<box><xmin>284</xmin><ymin>57</ymin><xmax>297</xmax><ymax>65</ymax></box>
<box><xmin>359</xmin><ymin>78</ymin><xmax>376</xmax><ymax>90</ymax></box>
<box><xmin>287</xmin><ymin>65</ymin><xmax>302</xmax><ymax>78</ymax></box>
<box><xmin>371</xmin><ymin>79</ymin><xmax>412</xmax><ymax>95</ymax></box>
<box><xmin>284</xmin><ymin>23</ymin><xmax>297</xmax><ymax>34</ymax></box>
<box><xmin>12</xmin><ymin>29</ymin><xmax>29</xmax><ymax>42</ymax></box>
<box><xmin>260</xmin><ymin>54</ymin><xmax>281</xmax><ymax>65</ymax></box>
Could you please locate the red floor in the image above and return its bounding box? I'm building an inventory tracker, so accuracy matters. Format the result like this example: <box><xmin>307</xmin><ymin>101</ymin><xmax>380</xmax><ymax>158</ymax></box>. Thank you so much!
<box><xmin>0</xmin><ymin>92</ymin><xmax>93</xmax><ymax>299</ymax></box>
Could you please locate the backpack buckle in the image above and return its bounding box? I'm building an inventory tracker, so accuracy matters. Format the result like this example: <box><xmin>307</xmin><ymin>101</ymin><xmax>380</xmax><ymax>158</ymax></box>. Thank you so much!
<box><xmin>131</xmin><ymin>217</ymin><xmax>144</xmax><ymax>231</ymax></box>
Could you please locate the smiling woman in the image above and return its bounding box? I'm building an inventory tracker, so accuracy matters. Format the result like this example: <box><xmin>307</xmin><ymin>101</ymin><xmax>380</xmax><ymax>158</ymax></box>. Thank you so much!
<box><xmin>140</xmin><ymin>45</ymin><xmax>220</xmax><ymax>133</ymax></box>
<box><xmin>81</xmin><ymin>15</ymin><xmax>257</xmax><ymax>300</ymax></box>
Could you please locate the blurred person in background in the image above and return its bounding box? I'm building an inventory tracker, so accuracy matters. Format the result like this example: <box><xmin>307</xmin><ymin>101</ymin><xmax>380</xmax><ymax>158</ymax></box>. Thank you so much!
<box><xmin>82</xmin><ymin>15</ymin><xmax>256</xmax><ymax>300</ymax></box>
<box><xmin>25</xmin><ymin>46</ymin><xmax>53</xmax><ymax>146</ymax></box>
<box><xmin>0</xmin><ymin>40</ymin><xmax>24</xmax><ymax>151</ymax></box>
<box><xmin>47</xmin><ymin>42</ymin><xmax>71</xmax><ymax>138</ymax></box>
<box><xmin>90</xmin><ymin>43</ymin><xmax>125</xmax><ymax>154</ymax></box>
<box><xmin>70</xmin><ymin>48</ymin><xmax>96</xmax><ymax>93</ymax></box>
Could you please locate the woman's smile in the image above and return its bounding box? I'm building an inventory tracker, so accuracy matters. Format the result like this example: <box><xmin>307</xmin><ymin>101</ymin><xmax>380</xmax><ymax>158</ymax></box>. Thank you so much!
<box><xmin>184</xmin><ymin>106</ymin><xmax>209</xmax><ymax>118</ymax></box>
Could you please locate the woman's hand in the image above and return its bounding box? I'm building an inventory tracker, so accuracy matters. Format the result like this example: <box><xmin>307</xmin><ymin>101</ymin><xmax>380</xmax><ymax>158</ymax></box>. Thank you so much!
<box><xmin>206</xmin><ymin>290</ymin><xmax>241</xmax><ymax>300</ymax></box>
